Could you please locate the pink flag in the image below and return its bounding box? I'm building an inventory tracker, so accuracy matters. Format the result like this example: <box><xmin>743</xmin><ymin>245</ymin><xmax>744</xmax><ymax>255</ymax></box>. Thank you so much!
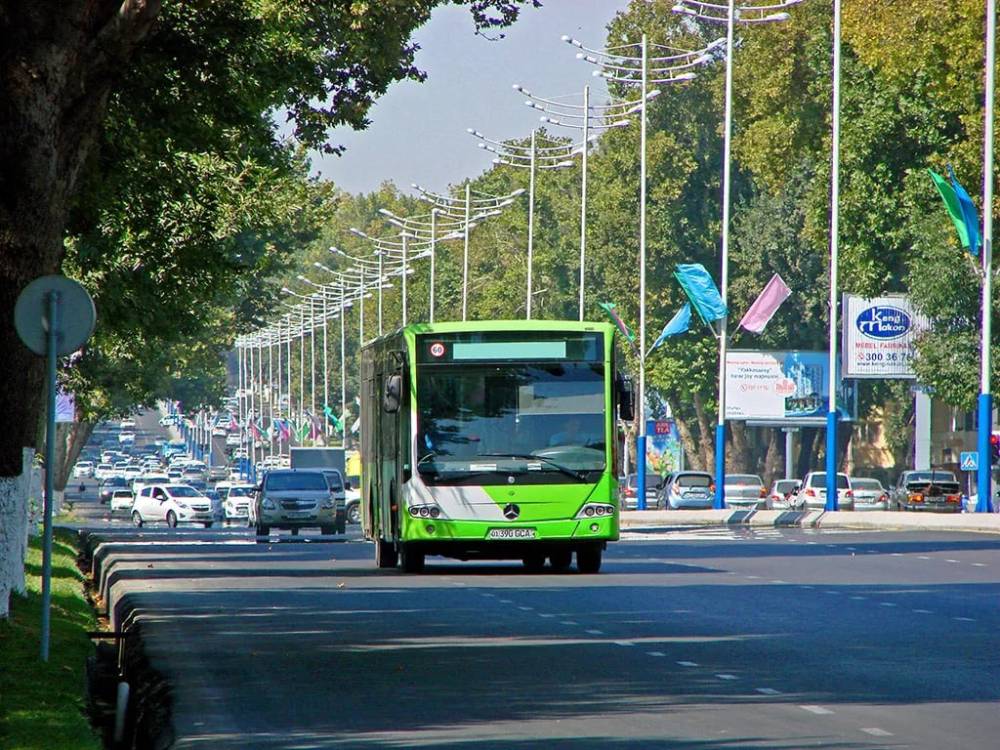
<box><xmin>738</xmin><ymin>274</ymin><xmax>792</xmax><ymax>334</ymax></box>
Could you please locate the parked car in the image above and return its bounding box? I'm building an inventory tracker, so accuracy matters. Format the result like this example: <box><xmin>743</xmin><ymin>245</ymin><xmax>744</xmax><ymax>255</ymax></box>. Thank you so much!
<box><xmin>99</xmin><ymin>476</ymin><xmax>129</xmax><ymax>504</ymax></box>
<box><xmin>109</xmin><ymin>488</ymin><xmax>135</xmax><ymax>514</ymax></box>
<box><xmin>800</xmin><ymin>471</ymin><xmax>854</xmax><ymax>510</ymax></box>
<box><xmin>618</xmin><ymin>473</ymin><xmax>661</xmax><ymax>510</ymax></box>
<box><xmin>724</xmin><ymin>474</ymin><xmax>766</xmax><ymax>509</ymax></box>
<box><xmin>766</xmin><ymin>479</ymin><xmax>802</xmax><ymax>510</ymax></box>
<box><xmin>849</xmin><ymin>477</ymin><xmax>890</xmax><ymax>511</ymax></box>
<box><xmin>657</xmin><ymin>471</ymin><xmax>714</xmax><ymax>510</ymax></box>
<box><xmin>890</xmin><ymin>470</ymin><xmax>962</xmax><ymax>512</ymax></box>
<box><xmin>249</xmin><ymin>469</ymin><xmax>340</xmax><ymax>536</ymax></box>
<box><xmin>73</xmin><ymin>460</ymin><xmax>95</xmax><ymax>479</ymax></box>
<box><xmin>131</xmin><ymin>484</ymin><xmax>216</xmax><ymax>528</ymax></box>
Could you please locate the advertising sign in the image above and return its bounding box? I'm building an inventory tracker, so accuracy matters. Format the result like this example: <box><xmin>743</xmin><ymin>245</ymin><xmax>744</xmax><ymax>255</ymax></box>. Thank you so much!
<box><xmin>645</xmin><ymin>419</ymin><xmax>683</xmax><ymax>475</ymax></box>
<box><xmin>842</xmin><ymin>294</ymin><xmax>927</xmax><ymax>379</ymax></box>
<box><xmin>725</xmin><ymin>350</ymin><xmax>852</xmax><ymax>422</ymax></box>
<box><xmin>55</xmin><ymin>390</ymin><xmax>75</xmax><ymax>423</ymax></box>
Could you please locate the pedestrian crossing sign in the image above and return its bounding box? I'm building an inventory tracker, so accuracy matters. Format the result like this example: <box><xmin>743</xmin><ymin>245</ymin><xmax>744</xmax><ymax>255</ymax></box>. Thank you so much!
<box><xmin>960</xmin><ymin>451</ymin><xmax>979</xmax><ymax>472</ymax></box>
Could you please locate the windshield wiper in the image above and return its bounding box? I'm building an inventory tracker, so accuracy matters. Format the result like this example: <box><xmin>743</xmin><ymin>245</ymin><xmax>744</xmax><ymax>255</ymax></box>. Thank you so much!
<box><xmin>475</xmin><ymin>453</ymin><xmax>590</xmax><ymax>482</ymax></box>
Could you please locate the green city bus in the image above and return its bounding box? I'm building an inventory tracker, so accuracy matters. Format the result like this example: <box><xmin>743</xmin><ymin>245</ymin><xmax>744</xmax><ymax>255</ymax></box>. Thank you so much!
<box><xmin>360</xmin><ymin>320</ymin><xmax>633</xmax><ymax>574</ymax></box>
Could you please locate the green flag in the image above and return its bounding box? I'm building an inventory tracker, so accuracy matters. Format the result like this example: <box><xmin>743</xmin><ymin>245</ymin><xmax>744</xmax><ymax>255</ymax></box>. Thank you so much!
<box><xmin>598</xmin><ymin>301</ymin><xmax>636</xmax><ymax>344</ymax></box>
<box><xmin>296</xmin><ymin>420</ymin><xmax>310</xmax><ymax>442</ymax></box>
<box><xmin>928</xmin><ymin>168</ymin><xmax>971</xmax><ymax>249</ymax></box>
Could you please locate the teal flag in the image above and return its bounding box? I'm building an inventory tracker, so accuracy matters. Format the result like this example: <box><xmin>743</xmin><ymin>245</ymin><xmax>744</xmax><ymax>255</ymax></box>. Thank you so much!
<box><xmin>929</xmin><ymin>168</ymin><xmax>971</xmax><ymax>250</ymax></box>
<box><xmin>947</xmin><ymin>165</ymin><xmax>981</xmax><ymax>257</ymax></box>
<box><xmin>673</xmin><ymin>264</ymin><xmax>728</xmax><ymax>324</ymax></box>
<box><xmin>649</xmin><ymin>303</ymin><xmax>691</xmax><ymax>356</ymax></box>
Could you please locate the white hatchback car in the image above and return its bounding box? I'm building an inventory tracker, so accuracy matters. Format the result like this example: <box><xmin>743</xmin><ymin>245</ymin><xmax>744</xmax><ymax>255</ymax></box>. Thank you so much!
<box><xmin>109</xmin><ymin>488</ymin><xmax>135</xmax><ymax>514</ymax></box>
<box><xmin>73</xmin><ymin>461</ymin><xmax>95</xmax><ymax>478</ymax></box>
<box><xmin>131</xmin><ymin>484</ymin><xmax>217</xmax><ymax>528</ymax></box>
<box><xmin>219</xmin><ymin>483</ymin><xmax>255</xmax><ymax>522</ymax></box>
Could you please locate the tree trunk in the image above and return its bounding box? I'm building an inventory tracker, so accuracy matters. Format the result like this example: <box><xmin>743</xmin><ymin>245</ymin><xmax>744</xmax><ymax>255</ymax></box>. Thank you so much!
<box><xmin>729</xmin><ymin>421</ymin><xmax>750</xmax><ymax>473</ymax></box>
<box><xmin>692</xmin><ymin>394</ymin><xmax>714</xmax><ymax>471</ymax></box>
<box><xmin>796</xmin><ymin>427</ymin><xmax>817</xmax><ymax>479</ymax></box>
<box><xmin>54</xmin><ymin>421</ymin><xmax>94</xmax><ymax>492</ymax></box>
<box><xmin>0</xmin><ymin>449</ymin><xmax>36</xmax><ymax>618</ymax></box>
<box><xmin>674</xmin><ymin>417</ymin><xmax>702</xmax><ymax>471</ymax></box>
<box><xmin>762</xmin><ymin>428</ymin><xmax>782</xmax><ymax>487</ymax></box>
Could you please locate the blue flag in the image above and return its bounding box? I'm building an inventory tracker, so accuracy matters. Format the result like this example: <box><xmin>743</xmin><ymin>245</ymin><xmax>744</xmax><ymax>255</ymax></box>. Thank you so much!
<box><xmin>673</xmin><ymin>264</ymin><xmax>728</xmax><ymax>324</ymax></box>
<box><xmin>948</xmin><ymin>165</ymin><xmax>981</xmax><ymax>257</ymax></box>
<box><xmin>649</xmin><ymin>303</ymin><xmax>691</xmax><ymax>356</ymax></box>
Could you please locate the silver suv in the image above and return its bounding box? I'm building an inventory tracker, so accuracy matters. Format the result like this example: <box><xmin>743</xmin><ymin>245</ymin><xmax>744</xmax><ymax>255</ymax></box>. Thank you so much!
<box><xmin>250</xmin><ymin>469</ymin><xmax>340</xmax><ymax>537</ymax></box>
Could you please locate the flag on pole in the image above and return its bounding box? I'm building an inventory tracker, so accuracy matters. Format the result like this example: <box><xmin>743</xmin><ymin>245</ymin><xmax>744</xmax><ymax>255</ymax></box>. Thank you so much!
<box><xmin>229</xmin><ymin>415</ymin><xmax>239</xmax><ymax>431</ymax></box>
<box><xmin>598</xmin><ymin>301</ymin><xmax>637</xmax><ymax>346</ymax></box>
<box><xmin>947</xmin><ymin>165</ymin><xmax>981</xmax><ymax>257</ymax></box>
<box><xmin>673</xmin><ymin>264</ymin><xmax>728</xmax><ymax>324</ymax></box>
<box><xmin>323</xmin><ymin>405</ymin><xmax>344</xmax><ymax>434</ymax></box>
<box><xmin>928</xmin><ymin>168</ymin><xmax>972</xmax><ymax>251</ymax></box>
<box><xmin>649</xmin><ymin>303</ymin><xmax>692</xmax><ymax>355</ymax></box>
<box><xmin>249</xmin><ymin>420</ymin><xmax>261</xmax><ymax>440</ymax></box>
<box><xmin>738</xmin><ymin>274</ymin><xmax>792</xmax><ymax>334</ymax></box>
<box><xmin>296</xmin><ymin>420</ymin><xmax>311</xmax><ymax>443</ymax></box>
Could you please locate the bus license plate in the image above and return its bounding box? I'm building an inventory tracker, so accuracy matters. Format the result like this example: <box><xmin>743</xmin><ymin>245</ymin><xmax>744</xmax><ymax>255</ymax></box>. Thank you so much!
<box><xmin>488</xmin><ymin>528</ymin><xmax>536</xmax><ymax>540</ymax></box>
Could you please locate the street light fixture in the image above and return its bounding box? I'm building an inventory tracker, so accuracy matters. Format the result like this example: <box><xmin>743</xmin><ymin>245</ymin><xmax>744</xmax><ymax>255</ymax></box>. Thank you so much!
<box><xmin>569</xmin><ymin>30</ymin><xmax>720</xmax><ymax>510</ymax></box>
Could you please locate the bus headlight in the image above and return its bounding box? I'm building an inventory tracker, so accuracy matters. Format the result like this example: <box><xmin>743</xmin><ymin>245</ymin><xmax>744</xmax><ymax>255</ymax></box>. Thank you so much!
<box><xmin>409</xmin><ymin>503</ymin><xmax>444</xmax><ymax>519</ymax></box>
<box><xmin>576</xmin><ymin>503</ymin><xmax>615</xmax><ymax>519</ymax></box>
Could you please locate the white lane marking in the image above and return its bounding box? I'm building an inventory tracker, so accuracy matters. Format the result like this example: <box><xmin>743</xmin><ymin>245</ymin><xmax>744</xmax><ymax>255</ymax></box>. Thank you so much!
<box><xmin>824</xmin><ymin>591</ymin><xmax>840</xmax><ymax>595</ymax></box>
<box><xmin>954</xmin><ymin>617</ymin><xmax>976</xmax><ymax>622</ymax></box>
<box><xmin>615</xmin><ymin>641</ymin><xmax>635</xmax><ymax>647</ymax></box>
<box><xmin>755</xmin><ymin>687</ymin><xmax>782</xmax><ymax>695</ymax></box>
<box><xmin>585</xmin><ymin>629</ymin><xmax>604</xmax><ymax>635</ymax></box>
<box><xmin>538</xmin><ymin>613</ymin><xmax>555</xmax><ymax>618</ymax></box>
<box><xmin>912</xmin><ymin>609</ymin><xmax>933</xmax><ymax>614</ymax></box>
<box><xmin>560</xmin><ymin>620</ymin><xmax>578</xmax><ymax>626</ymax></box>
<box><xmin>890</xmin><ymin>552</ymin><xmax>903</xmax><ymax>557</ymax></box>
<box><xmin>972</xmin><ymin>562</ymin><xmax>987</xmax><ymax>567</ymax></box>
<box><xmin>745</xmin><ymin>575</ymin><xmax>761</xmax><ymax>580</ymax></box>
<box><xmin>647</xmin><ymin>651</ymin><xmax>665</xmax><ymax>657</ymax></box>
<box><xmin>861</xmin><ymin>728</ymin><xmax>893</xmax><ymax>737</ymax></box>
<box><xmin>498</xmin><ymin>599</ymin><xmax>513</xmax><ymax>604</ymax></box>
<box><xmin>846</xmin><ymin>547</ymin><xmax>856</xmax><ymax>551</ymax></box>
<box><xmin>481</xmin><ymin>593</ymin><xmax>494</xmax><ymax>597</ymax></box>
<box><xmin>677</xmin><ymin>661</ymin><xmax>699</xmax><ymax>667</ymax></box>
<box><xmin>517</xmin><ymin>606</ymin><xmax>533</xmax><ymax>611</ymax></box>
<box><xmin>879</xmin><ymin>602</ymin><xmax>897</xmax><ymax>607</ymax></box>
<box><xmin>770</xmin><ymin>580</ymin><xmax>788</xmax><ymax>584</ymax></box>
<box><xmin>918</xmin><ymin>555</ymin><xmax>930</xmax><ymax>560</ymax></box>
<box><xmin>850</xmin><ymin>596</ymin><xmax>866</xmax><ymax>601</ymax></box>
<box><xmin>716</xmin><ymin>674</ymin><xmax>738</xmax><ymax>680</ymax></box>
<box><xmin>800</xmin><ymin>585</ymin><xmax>814</xmax><ymax>590</ymax></box>
<box><xmin>800</xmin><ymin>705</ymin><xmax>834</xmax><ymax>715</ymax></box>
<box><xmin>945</xmin><ymin>559</ymin><xmax>960</xmax><ymax>563</ymax></box>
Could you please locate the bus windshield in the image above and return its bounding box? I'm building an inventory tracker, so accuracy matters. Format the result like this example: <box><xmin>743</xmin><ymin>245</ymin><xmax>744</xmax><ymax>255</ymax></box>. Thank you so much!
<box><xmin>417</xmin><ymin>362</ymin><xmax>606</xmax><ymax>481</ymax></box>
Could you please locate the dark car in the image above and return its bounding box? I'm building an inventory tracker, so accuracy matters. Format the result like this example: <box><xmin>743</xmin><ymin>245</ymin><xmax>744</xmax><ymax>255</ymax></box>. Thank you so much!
<box><xmin>99</xmin><ymin>476</ymin><xmax>129</xmax><ymax>504</ymax></box>
<box><xmin>891</xmin><ymin>470</ymin><xmax>962</xmax><ymax>512</ymax></box>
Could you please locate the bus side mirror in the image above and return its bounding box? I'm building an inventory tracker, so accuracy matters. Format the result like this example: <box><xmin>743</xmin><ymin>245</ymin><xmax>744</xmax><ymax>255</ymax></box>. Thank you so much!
<box><xmin>383</xmin><ymin>374</ymin><xmax>403</xmax><ymax>414</ymax></box>
<box><xmin>617</xmin><ymin>377</ymin><xmax>635</xmax><ymax>422</ymax></box>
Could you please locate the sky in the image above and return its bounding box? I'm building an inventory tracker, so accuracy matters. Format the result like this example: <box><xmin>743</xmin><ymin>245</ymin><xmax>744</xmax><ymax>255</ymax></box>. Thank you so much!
<box><xmin>310</xmin><ymin>0</ymin><xmax>631</xmax><ymax>196</ymax></box>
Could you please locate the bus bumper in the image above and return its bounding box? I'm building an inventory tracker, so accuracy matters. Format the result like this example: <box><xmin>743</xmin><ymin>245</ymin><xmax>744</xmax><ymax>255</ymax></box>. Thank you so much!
<box><xmin>401</xmin><ymin>515</ymin><xmax>618</xmax><ymax>544</ymax></box>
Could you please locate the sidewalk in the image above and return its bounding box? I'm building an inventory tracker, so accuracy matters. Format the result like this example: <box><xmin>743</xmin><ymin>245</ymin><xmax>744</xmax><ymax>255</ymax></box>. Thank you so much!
<box><xmin>620</xmin><ymin>508</ymin><xmax>1000</xmax><ymax>535</ymax></box>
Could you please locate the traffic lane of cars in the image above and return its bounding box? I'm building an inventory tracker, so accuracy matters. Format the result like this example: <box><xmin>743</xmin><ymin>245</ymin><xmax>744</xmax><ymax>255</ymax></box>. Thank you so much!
<box><xmin>91</xmin><ymin>529</ymin><xmax>1000</xmax><ymax>750</ymax></box>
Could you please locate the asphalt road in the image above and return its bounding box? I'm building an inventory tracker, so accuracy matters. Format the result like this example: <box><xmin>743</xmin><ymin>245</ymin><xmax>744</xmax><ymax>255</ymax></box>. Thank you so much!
<box><xmin>76</xmin><ymin>519</ymin><xmax>1000</xmax><ymax>750</ymax></box>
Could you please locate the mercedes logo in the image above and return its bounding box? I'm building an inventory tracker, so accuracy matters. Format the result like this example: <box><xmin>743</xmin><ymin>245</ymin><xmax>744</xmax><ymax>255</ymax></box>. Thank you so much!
<box><xmin>503</xmin><ymin>503</ymin><xmax>520</xmax><ymax>520</ymax></box>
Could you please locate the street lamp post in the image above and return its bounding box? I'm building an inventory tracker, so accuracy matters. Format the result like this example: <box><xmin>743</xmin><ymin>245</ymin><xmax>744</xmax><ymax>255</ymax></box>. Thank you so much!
<box><xmin>672</xmin><ymin>0</ymin><xmax>800</xmax><ymax>509</ymax></box>
<box><xmin>568</xmin><ymin>30</ymin><xmax>720</xmax><ymax>509</ymax></box>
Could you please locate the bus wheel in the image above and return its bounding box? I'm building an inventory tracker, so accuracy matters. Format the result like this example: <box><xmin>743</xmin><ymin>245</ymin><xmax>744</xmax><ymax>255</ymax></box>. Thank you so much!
<box><xmin>522</xmin><ymin>553</ymin><xmax>546</xmax><ymax>573</ymax></box>
<box><xmin>400</xmin><ymin>544</ymin><xmax>425</xmax><ymax>573</ymax></box>
<box><xmin>576</xmin><ymin>545</ymin><xmax>602</xmax><ymax>574</ymax></box>
<box><xmin>375</xmin><ymin>539</ymin><xmax>398</xmax><ymax>569</ymax></box>
<box><xmin>549</xmin><ymin>550</ymin><xmax>572</xmax><ymax>572</ymax></box>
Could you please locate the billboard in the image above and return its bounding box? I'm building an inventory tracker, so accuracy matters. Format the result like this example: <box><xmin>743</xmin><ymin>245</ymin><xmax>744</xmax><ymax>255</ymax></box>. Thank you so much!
<box><xmin>645</xmin><ymin>419</ymin><xmax>683</xmax><ymax>475</ymax></box>
<box><xmin>725</xmin><ymin>350</ymin><xmax>852</xmax><ymax>422</ymax></box>
<box><xmin>842</xmin><ymin>294</ymin><xmax>927</xmax><ymax>379</ymax></box>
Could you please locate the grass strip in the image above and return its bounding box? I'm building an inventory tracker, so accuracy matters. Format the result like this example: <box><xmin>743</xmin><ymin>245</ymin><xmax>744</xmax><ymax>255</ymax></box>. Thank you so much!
<box><xmin>0</xmin><ymin>528</ymin><xmax>102</xmax><ymax>749</ymax></box>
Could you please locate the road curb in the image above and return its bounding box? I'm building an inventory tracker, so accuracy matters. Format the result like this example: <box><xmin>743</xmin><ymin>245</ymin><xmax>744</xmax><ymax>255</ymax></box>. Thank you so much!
<box><xmin>620</xmin><ymin>509</ymin><xmax>1000</xmax><ymax>535</ymax></box>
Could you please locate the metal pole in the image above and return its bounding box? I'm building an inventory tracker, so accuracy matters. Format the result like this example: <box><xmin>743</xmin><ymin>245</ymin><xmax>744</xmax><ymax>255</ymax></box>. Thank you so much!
<box><xmin>298</xmin><ymin>313</ymin><xmax>305</xmax><ymax>435</ymax></box>
<box><xmin>527</xmin><ymin>129</ymin><xmax>537</xmax><ymax>320</ymax></box>
<box><xmin>637</xmin><ymin>35</ymin><xmax>649</xmax><ymax>511</ymax></box>
<box><xmin>378</xmin><ymin>253</ymin><xmax>384</xmax><ymax>336</ymax></box>
<box><xmin>784</xmin><ymin>429</ymin><xmax>794</xmax><ymax>480</ymax></box>
<box><xmin>978</xmin><ymin>0</ymin><xmax>997</xmax><ymax>512</ymax></box>
<box><xmin>322</xmin><ymin>295</ymin><xmax>329</xmax><ymax>438</ymax></box>
<box><xmin>714</xmin><ymin>5</ymin><xmax>736</xmax><ymax>510</ymax></box>
<box><xmin>39</xmin><ymin>290</ymin><xmax>58</xmax><ymax>661</ymax></box>
<box><xmin>341</xmin><ymin>288</ymin><xmax>347</xmax><ymax>444</ymax></box>
<box><xmin>825</xmin><ymin>0</ymin><xmax>842</xmax><ymax>511</ymax></box>
<box><xmin>360</xmin><ymin>267</ymin><xmax>366</xmax><ymax>343</ymax></box>
<box><xmin>269</xmin><ymin>330</ymin><xmax>275</xmax><ymax>458</ymax></box>
<box><xmin>430</xmin><ymin>210</ymin><xmax>437</xmax><ymax>323</ymax></box>
<box><xmin>248</xmin><ymin>340</ymin><xmax>255</xmax><ymax>480</ymax></box>
<box><xmin>286</xmin><ymin>320</ymin><xmax>292</xmax><ymax>454</ymax></box>
<box><xmin>310</xmin><ymin>299</ymin><xmax>317</xmax><ymax>420</ymax></box>
<box><xmin>579</xmin><ymin>84</ymin><xmax>590</xmax><ymax>322</ymax></box>
<box><xmin>463</xmin><ymin>183</ymin><xmax>471</xmax><ymax>321</ymax></box>
<box><xmin>401</xmin><ymin>233</ymin><xmax>409</xmax><ymax>326</ymax></box>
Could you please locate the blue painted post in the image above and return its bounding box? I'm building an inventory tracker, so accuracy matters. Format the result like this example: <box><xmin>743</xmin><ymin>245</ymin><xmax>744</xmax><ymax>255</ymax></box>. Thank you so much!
<box><xmin>825</xmin><ymin>411</ymin><xmax>839</xmax><ymax>511</ymax></box>
<box><xmin>976</xmin><ymin>394</ymin><xmax>994</xmax><ymax>512</ymax></box>
<box><xmin>636</xmin><ymin>435</ymin><xmax>647</xmax><ymax>510</ymax></box>
<box><xmin>714</xmin><ymin>423</ymin><xmax>726</xmax><ymax>509</ymax></box>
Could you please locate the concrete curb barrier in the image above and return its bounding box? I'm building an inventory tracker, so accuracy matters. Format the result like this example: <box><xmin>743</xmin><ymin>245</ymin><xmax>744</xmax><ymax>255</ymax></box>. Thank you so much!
<box><xmin>620</xmin><ymin>509</ymin><xmax>1000</xmax><ymax>535</ymax></box>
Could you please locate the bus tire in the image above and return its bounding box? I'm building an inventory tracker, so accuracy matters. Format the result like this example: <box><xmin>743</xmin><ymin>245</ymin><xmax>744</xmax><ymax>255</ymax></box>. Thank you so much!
<box><xmin>400</xmin><ymin>544</ymin><xmax>425</xmax><ymax>573</ymax></box>
<box><xmin>522</xmin><ymin>553</ymin><xmax>546</xmax><ymax>573</ymax></box>
<box><xmin>375</xmin><ymin>539</ymin><xmax>398</xmax><ymax>568</ymax></box>
<box><xmin>549</xmin><ymin>549</ymin><xmax>572</xmax><ymax>572</ymax></box>
<box><xmin>576</xmin><ymin>545</ymin><xmax>602</xmax><ymax>574</ymax></box>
